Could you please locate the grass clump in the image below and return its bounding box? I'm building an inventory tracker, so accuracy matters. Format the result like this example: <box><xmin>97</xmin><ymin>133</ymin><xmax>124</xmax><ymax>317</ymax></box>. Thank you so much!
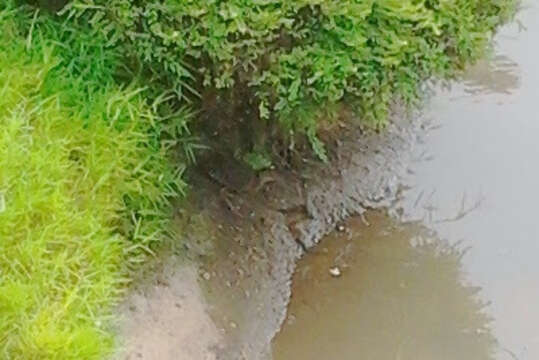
<box><xmin>0</xmin><ymin>6</ymin><xmax>184</xmax><ymax>359</ymax></box>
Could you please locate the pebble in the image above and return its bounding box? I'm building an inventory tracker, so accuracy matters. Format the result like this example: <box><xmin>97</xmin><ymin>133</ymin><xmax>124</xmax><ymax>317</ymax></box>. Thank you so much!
<box><xmin>202</xmin><ymin>272</ymin><xmax>211</xmax><ymax>280</ymax></box>
<box><xmin>329</xmin><ymin>266</ymin><xmax>341</xmax><ymax>277</ymax></box>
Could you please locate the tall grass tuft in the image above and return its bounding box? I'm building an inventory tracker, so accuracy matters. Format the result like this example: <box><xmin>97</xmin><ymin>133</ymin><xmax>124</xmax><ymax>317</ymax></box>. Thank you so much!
<box><xmin>0</xmin><ymin>5</ymin><xmax>185</xmax><ymax>358</ymax></box>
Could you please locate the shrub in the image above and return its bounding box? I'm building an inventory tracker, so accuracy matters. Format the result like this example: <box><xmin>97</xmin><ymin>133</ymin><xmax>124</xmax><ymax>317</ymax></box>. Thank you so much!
<box><xmin>56</xmin><ymin>0</ymin><xmax>515</xmax><ymax>159</ymax></box>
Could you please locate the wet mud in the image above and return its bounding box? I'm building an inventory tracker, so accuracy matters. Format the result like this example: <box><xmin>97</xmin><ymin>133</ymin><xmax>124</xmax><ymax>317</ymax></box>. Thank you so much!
<box><xmin>117</xmin><ymin>4</ymin><xmax>537</xmax><ymax>360</ymax></box>
<box><xmin>181</xmin><ymin>104</ymin><xmax>424</xmax><ymax>360</ymax></box>
<box><xmin>117</xmin><ymin>264</ymin><xmax>222</xmax><ymax>360</ymax></box>
<box><xmin>116</xmin><ymin>98</ymin><xmax>426</xmax><ymax>360</ymax></box>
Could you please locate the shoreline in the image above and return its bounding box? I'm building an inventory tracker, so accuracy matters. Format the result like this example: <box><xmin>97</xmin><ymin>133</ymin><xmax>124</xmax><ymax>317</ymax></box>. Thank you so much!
<box><xmin>116</xmin><ymin>104</ymin><xmax>428</xmax><ymax>360</ymax></box>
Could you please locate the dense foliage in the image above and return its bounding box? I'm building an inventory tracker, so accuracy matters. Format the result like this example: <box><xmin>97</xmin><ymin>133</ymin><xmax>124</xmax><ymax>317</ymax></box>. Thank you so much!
<box><xmin>60</xmin><ymin>0</ymin><xmax>515</xmax><ymax>159</ymax></box>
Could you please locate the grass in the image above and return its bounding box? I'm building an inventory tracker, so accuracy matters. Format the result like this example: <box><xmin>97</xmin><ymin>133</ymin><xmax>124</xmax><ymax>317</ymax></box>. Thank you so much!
<box><xmin>0</xmin><ymin>6</ymin><xmax>185</xmax><ymax>359</ymax></box>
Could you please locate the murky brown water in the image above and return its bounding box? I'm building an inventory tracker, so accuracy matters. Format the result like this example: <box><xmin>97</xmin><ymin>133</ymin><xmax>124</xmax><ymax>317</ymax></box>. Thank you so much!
<box><xmin>273</xmin><ymin>3</ymin><xmax>539</xmax><ymax>359</ymax></box>
<box><xmin>273</xmin><ymin>213</ymin><xmax>499</xmax><ymax>360</ymax></box>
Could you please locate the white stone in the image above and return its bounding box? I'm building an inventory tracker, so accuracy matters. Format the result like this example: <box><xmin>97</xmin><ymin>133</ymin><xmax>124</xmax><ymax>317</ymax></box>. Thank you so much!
<box><xmin>329</xmin><ymin>267</ymin><xmax>341</xmax><ymax>277</ymax></box>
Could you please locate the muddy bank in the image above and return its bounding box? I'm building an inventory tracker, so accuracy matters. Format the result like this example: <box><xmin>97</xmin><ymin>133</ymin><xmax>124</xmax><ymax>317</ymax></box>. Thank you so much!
<box><xmin>115</xmin><ymin>102</ymin><xmax>427</xmax><ymax>359</ymax></box>
<box><xmin>117</xmin><ymin>264</ymin><xmax>222</xmax><ymax>360</ymax></box>
<box><xmin>114</xmin><ymin>6</ymin><xmax>536</xmax><ymax>357</ymax></box>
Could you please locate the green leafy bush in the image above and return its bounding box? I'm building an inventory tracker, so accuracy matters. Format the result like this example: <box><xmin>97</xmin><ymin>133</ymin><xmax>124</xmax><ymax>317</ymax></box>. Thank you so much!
<box><xmin>57</xmin><ymin>0</ymin><xmax>514</xmax><ymax>158</ymax></box>
<box><xmin>0</xmin><ymin>5</ymin><xmax>184</xmax><ymax>358</ymax></box>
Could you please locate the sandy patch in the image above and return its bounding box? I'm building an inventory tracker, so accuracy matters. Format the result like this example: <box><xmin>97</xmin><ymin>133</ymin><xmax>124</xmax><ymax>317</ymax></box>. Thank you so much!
<box><xmin>117</xmin><ymin>265</ymin><xmax>222</xmax><ymax>360</ymax></box>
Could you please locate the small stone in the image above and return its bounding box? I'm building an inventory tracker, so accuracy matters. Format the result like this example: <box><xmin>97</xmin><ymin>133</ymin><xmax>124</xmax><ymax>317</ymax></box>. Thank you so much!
<box><xmin>337</xmin><ymin>224</ymin><xmax>346</xmax><ymax>232</ymax></box>
<box><xmin>230</xmin><ymin>321</ymin><xmax>237</xmax><ymax>329</ymax></box>
<box><xmin>329</xmin><ymin>266</ymin><xmax>341</xmax><ymax>277</ymax></box>
<box><xmin>202</xmin><ymin>272</ymin><xmax>211</xmax><ymax>280</ymax></box>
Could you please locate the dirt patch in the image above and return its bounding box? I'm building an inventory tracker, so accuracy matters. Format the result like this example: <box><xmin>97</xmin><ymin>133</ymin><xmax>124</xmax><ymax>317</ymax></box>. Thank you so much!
<box><xmin>116</xmin><ymin>103</ymin><xmax>427</xmax><ymax>360</ymax></box>
<box><xmin>115</xmin><ymin>265</ymin><xmax>223</xmax><ymax>360</ymax></box>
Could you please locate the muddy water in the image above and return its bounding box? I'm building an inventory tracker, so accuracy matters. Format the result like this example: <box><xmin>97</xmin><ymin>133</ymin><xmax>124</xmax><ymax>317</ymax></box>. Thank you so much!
<box><xmin>273</xmin><ymin>214</ymin><xmax>497</xmax><ymax>360</ymax></box>
<box><xmin>273</xmin><ymin>3</ymin><xmax>539</xmax><ymax>360</ymax></box>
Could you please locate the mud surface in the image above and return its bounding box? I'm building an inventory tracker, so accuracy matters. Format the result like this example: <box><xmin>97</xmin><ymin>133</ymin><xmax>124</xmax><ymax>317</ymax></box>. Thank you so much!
<box><xmin>184</xmin><ymin>104</ymin><xmax>424</xmax><ymax>360</ymax></box>
<box><xmin>117</xmin><ymin>97</ymin><xmax>425</xmax><ymax>360</ymax></box>
<box><xmin>116</xmin><ymin>5</ymin><xmax>535</xmax><ymax>359</ymax></box>
<box><xmin>116</xmin><ymin>264</ymin><xmax>222</xmax><ymax>360</ymax></box>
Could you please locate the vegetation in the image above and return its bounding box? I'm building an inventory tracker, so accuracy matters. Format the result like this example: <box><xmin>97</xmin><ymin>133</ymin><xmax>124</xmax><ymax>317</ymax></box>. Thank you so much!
<box><xmin>0</xmin><ymin>4</ymin><xmax>184</xmax><ymax>358</ymax></box>
<box><xmin>60</xmin><ymin>0</ymin><xmax>515</xmax><ymax>159</ymax></box>
<box><xmin>1</xmin><ymin>0</ymin><xmax>515</xmax><ymax>359</ymax></box>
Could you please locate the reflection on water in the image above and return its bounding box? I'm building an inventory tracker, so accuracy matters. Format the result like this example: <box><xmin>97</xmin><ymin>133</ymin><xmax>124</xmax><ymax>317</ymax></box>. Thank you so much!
<box><xmin>274</xmin><ymin>2</ymin><xmax>539</xmax><ymax>359</ymax></box>
<box><xmin>273</xmin><ymin>213</ymin><xmax>497</xmax><ymax>360</ymax></box>
<box><xmin>462</xmin><ymin>55</ymin><xmax>520</xmax><ymax>95</ymax></box>
<box><xmin>397</xmin><ymin>3</ymin><xmax>539</xmax><ymax>358</ymax></box>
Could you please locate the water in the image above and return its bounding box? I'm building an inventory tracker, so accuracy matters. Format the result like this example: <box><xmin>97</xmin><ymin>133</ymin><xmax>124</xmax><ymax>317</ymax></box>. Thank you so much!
<box><xmin>273</xmin><ymin>214</ymin><xmax>499</xmax><ymax>360</ymax></box>
<box><xmin>273</xmin><ymin>3</ymin><xmax>539</xmax><ymax>359</ymax></box>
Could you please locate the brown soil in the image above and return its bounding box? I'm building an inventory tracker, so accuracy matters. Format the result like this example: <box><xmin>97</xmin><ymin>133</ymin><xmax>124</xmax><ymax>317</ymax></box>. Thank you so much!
<box><xmin>116</xmin><ymin>265</ymin><xmax>222</xmax><ymax>360</ymax></box>
<box><xmin>115</xmin><ymin>103</ymin><xmax>425</xmax><ymax>360</ymax></box>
